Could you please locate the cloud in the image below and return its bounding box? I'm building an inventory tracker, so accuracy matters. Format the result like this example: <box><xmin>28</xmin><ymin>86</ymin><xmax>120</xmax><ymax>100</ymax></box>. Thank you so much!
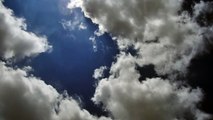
<box><xmin>92</xmin><ymin>53</ymin><xmax>209</xmax><ymax>120</ymax></box>
<box><xmin>89</xmin><ymin>36</ymin><xmax>98</xmax><ymax>52</ymax></box>
<box><xmin>68</xmin><ymin>0</ymin><xmax>213</xmax><ymax>119</ymax></box>
<box><xmin>0</xmin><ymin>0</ymin><xmax>211</xmax><ymax>120</ymax></box>
<box><xmin>69</xmin><ymin>0</ymin><xmax>181</xmax><ymax>40</ymax></box>
<box><xmin>61</xmin><ymin>19</ymin><xmax>87</xmax><ymax>31</ymax></box>
<box><xmin>93</xmin><ymin>66</ymin><xmax>107</xmax><ymax>79</ymax></box>
<box><xmin>0</xmin><ymin>1</ymin><xmax>51</xmax><ymax>60</ymax></box>
<box><xmin>0</xmin><ymin>62</ymin><xmax>111</xmax><ymax>120</ymax></box>
<box><xmin>60</xmin><ymin>9</ymin><xmax>87</xmax><ymax>31</ymax></box>
<box><xmin>0</xmin><ymin>62</ymin><xmax>58</xmax><ymax>120</ymax></box>
<box><xmin>68</xmin><ymin>0</ymin><xmax>210</xmax><ymax>75</ymax></box>
<box><xmin>78</xmin><ymin>22</ymin><xmax>87</xmax><ymax>30</ymax></box>
<box><xmin>0</xmin><ymin>2</ymin><xmax>110</xmax><ymax>120</ymax></box>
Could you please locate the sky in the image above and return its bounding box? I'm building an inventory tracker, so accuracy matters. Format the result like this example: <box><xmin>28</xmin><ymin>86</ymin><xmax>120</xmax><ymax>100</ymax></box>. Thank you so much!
<box><xmin>0</xmin><ymin>0</ymin><xmax>213</xmax><ymax>120</ymax></box>
<box><xmin>2</xmin><ymin>0</ymin><xmax>118</xmax><ymax>116</ymax></box>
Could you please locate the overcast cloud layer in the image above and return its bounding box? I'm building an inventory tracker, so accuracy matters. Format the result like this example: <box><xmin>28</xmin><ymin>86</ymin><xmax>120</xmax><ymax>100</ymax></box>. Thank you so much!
<box><xmin>69</xmin><ymin>0</ymin><xmax>212</xmax><ymax>120</ymax></box>
<box><xmin>0</xmin><ymin>0</ymin><xmax>51</xmax><ymax>59</ymax></box>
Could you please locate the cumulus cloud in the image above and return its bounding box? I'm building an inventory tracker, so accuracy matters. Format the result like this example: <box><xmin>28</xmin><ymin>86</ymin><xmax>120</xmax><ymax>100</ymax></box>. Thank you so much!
<box><xmin>69</xmin><ymin>0</ymin><xmax>181</xmax><ymax>40</ymax></box>
<box><xmin>0</xmin><ymin>1</ymin><xmax>51</xmax><ymax>59</ymax></box>
<box><xmin>93</xmin><ymin>77</ymin><xmax>208</xmax><ymax>120</ymax></box>
<box><xmin>1</xmin><ymin>0</ymin><xmax>211</xmax><ymax>119</ymax></box>
<box><xmin>0</xmin><ymin>62</ymin><xmax>111</xmax><ymax>120</ymax></box>
<box><xmin>0</xmin><ymin>1</ymin><xmax>111</xmax><ymax>120</ymax></box>
<box><xmin>68</xmin><ymin>0</ymin><xmax>210</xmax><ymax>75</ymax></box>
<box><xmin>69</xmin><ymin>0</ymin><xmax>213</xmax><ymax>119</ymax></box>
<box><xmin>92</xmin><ymin>53</ymin><xmax>209</xmax><ymax>120</ymax></box>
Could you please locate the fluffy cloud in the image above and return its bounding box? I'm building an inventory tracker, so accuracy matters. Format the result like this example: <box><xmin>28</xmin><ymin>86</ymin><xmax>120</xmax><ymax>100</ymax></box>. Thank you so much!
<box><xmin>68</xmin><ymin>0</ymin><xmax>209</xmax><ymax>75</ymax></box>
<box><xmin>0</xmin><ymin>62</ymin><xmax>111</xmax><ymax>120</ymax></box>
<box><xmin>92</xmin><ymin>53</ymin><xmax>209</xmax><ymax>120</ymax></box>
<box><xmin>69</xmin><ymin>0</ymin><xmax>181</xmax><ymax>40</ymax></box>
<box><xmin>0</xmin><ymin>62</ymin><xmax>58</xmax><ymax>120</ymax></box>
<box><xmin>0</xmin><ymin>0</ymin><xmax>211</xmax><ymax>119</ymax></box>
<box><xmin>0</xmin><ymin>0</ymin><xmax>51</xmax><ymax>59</ymax></box>
<box><xmin>68</xmin><ymin>0</ymin><xmax>212</xmax><ymax>119</ymax></box>
<box><xmin>0</xmin><ymin>1</ymin><xmax>110</xmax><ymax>120</ymax></box>
<box><xmin>93</xmin><ymin>66</ymin><xmax>107</xmax><ymax>79</ymax></box>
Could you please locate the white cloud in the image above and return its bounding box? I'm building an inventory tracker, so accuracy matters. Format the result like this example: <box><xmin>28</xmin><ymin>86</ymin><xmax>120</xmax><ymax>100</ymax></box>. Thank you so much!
<box><xmin>0</xmin><ymin>62</ymin><xmax>111</xmax><ymax>120</ymax></box>
<box><xmin>61</xmin><ymin>19</ymin><xmax>87</xmax><ymax>31</ymax></box>
<box><xmin>68</xmin><ymin>0</ymin><xmax>213</xmax><ymax>119</ymax></box>
<box><xmin>94</xmin><ymin>29</ymin><xmax>105</xmax><ymax>37</ymax></box>
<box><xmin>89</xmin><ymin>36</ymin><xmax>98</xmax><ymax>52</ymax></box>
<box><xmin>60</xmin><ymin>9</ymin><xmax>87</xmax><ymax>31</ymax></box>
<box><xmin>0</xmin><ymin>0</ymin><xmax>210</xmax><ymax>120</ymax></box>
<box><xmin>67</xmin><ymin>0</ymin><xmax>82</xmax><ymax>11</ymax></box>
<box><xmin>93</xmin><ymin>66</ymin><xmax>107</xmax><ymax>79</ymax></box>
<box><xmin>92</xmin><ymin>54</ymin><xmax>210</xmax><ymax>120</ymax></box>
<box><xmin>78</xmin><ymin>22</ymin><xmax>87</xmax><ymax>30</ymax></box>
<box><xmin>68</xmin><ymin>0</ymin><xmax>209</xmax><ymax>75</ymax></box>
<box><xmin>0</xmin><ymin>1</ymin><xmax>51</xmax><ymax>59</ymax></box>
<box><xmin>68</xmin><ymin>0</ymin><xmax>182</xmax><ymax>41</ymax></box>
<box><xmin>61</xmin><ymin>19</ymin><xmax>79</xmax><ymax>31</ymax></box>
<box><xmin>0</xmin><ymin>2</ymin><xmax>111</xmax><ymax>120</ymax></box>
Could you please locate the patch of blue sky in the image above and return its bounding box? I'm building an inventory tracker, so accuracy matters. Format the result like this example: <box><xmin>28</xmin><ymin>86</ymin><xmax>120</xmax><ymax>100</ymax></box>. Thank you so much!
<box><xmin>3</xmin><ymin>0</ymin><xmax>118</xmax><ymax>116</ymax></box>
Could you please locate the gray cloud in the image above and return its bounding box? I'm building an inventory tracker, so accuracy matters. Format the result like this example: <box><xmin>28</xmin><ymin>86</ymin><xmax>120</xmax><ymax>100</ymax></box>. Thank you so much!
<box><xmin>0</xmin><ymin>0</ymin><xmax>51</xmax><ymax>60</ymax></box>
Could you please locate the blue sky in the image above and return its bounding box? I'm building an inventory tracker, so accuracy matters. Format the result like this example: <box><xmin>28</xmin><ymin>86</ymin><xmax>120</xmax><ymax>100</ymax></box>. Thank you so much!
<box><xmin>3</xmin><ymin>0</ymin><xmax>118</xmax><ymax>115</ymax></box>
<box><xmin>0</xmin><ymin>0</ymin><xmax>212</xmax><ymax>119</ymax></box>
